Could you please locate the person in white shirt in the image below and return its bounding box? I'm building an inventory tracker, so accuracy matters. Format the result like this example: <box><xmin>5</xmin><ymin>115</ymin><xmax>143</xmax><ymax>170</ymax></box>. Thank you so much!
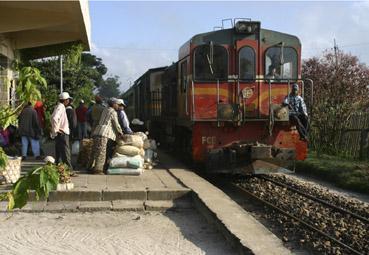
<box><xmin>51</xmin><ymin>92</ymin><xmax>73</xmax><ymax>169</ymax></box>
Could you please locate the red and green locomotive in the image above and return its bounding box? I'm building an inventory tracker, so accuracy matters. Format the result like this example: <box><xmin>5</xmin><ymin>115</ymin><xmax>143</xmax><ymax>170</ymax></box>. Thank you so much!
<box><xmin>123</xmin><ymin>20</ymin><xmax>312</xmax><ymax>173</ymax></box>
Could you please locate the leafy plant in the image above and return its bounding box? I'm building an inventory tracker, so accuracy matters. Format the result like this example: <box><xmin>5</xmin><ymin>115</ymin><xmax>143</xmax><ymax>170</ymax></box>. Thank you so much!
<box><xmin>16</xmin><ymin>66</ymin><xmax>47</xmax><ymax>105</ymax></box>
<box><xmin>0</xmin><ymin>163</ymin><xmax>59</xmax><ymax>210</ymax></box>
<box><xmin>0</xmin><ymin>147</ymin><xmax>7</xmax><ymax>170</ymax></box>
<box><xmin>0</xmin><ymin>66</ymin><xmax>48</xmax><ymax>191</ymax></box>
<box><xmin>0</xmin><ymin>66</ymin><xmax>47</xmax><ymax>129</ymax></box>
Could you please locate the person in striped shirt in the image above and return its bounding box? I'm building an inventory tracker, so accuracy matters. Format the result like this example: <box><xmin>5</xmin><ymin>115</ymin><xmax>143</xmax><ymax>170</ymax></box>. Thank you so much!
<box><xmin>89</xmin><ymin>98</ymin><xmax>123</xmax><ymax>174</ymax></box>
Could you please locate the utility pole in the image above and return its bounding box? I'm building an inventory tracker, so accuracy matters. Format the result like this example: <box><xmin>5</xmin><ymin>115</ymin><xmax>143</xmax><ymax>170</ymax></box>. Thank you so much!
<box><xmin>60</xmin><ymin>55</ymin><xmax>63</xmax><ymax>93</ymax></box>
<box><xmin>334</xmin><ymin>38</ymin><xmax>338</xmax><ymax>67</ymax></box>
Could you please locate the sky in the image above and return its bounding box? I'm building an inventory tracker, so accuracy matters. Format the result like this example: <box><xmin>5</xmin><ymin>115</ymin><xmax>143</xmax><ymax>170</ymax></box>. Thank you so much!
<box><xmin>89</xmin><ymin>1</ymin><xmax>369</xmax><ymax>91</ymax></box>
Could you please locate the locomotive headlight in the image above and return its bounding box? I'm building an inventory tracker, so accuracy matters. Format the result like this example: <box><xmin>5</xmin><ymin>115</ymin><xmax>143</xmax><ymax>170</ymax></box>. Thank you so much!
<box><xmin>235</xmin><ymin>21</ymin><xmax>260</xmax><ymax>34</ymax></box>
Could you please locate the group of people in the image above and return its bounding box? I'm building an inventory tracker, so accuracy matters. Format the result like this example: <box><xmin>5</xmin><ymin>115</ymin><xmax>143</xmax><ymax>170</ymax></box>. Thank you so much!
<box><xmin>50</xmin><ymin>92</ymin><xmax>133</xmax><ymax>174</ymax></box>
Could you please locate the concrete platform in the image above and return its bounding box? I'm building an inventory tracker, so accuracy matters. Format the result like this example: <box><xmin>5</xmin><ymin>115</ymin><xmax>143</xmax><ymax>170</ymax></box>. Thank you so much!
<box><xmin>1</xmin><ymin>166</ymin><xmax>191</xmax><ymax>202</ymax></box>
<box><xmin>0</xmin><ymin>150</ymin><xmax>291</xmax><ymax>254</ymax></box>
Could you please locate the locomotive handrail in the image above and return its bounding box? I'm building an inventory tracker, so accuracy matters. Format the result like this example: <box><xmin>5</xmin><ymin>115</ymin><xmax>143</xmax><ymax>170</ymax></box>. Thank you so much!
<box><xmin>192</xmin><ymin>80</ymin><xmax>195</xmax><ymax>119</ymax></box>
<box><xmin>304</xmin><ymin>78</ymin><xmax>314</xmax><ymax>117</ymax></box>
<box><xmin>186</xmin><ymin>80</ymin><xmax>189</xmax><ymax>116</ymax></box>
<box><xmin>217</xmin><ymin>79</ymin><xmax>220</xmax><ymax>126</ymax></box>
<box><xmin>268</xmin><ymin>80</ymin><xmax>273</xmax><ymax>136</ymax></box>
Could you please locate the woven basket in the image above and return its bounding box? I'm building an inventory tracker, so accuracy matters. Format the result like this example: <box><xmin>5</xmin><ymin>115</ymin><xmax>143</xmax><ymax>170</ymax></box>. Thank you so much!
<box><xmin>0</xmin><ymin>157</ymin><xmax>21</xmax><ymax>184</ymax></box>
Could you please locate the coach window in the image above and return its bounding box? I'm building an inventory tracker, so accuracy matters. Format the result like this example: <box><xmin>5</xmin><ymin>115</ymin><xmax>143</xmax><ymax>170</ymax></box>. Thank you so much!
<box><xmin>194</xmin><ymin>44</ymin><xmax>228</xmax><ymax>81</ymax></box>
<box><xmin>265</xmin><ymin>47</ymin><xmax>297</xmax><ymax>81</ymax></box>
<box><xmin>239</xmin><ymin>47</ymin><xmax>255</xmax><ymax>81</ymax></box>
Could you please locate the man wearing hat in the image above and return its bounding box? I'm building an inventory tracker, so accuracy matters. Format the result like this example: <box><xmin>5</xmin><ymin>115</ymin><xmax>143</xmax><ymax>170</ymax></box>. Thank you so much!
<box><xmin>50</xmin><ymin>92</ymin><xmax>73</xmax><ymax>169</ymax></box>
<box><xmin>283</xmin><ymin>83</ymin><xmax>309</xmax><ymax>141</ymax></box>
<box><xmin>116</xmin><ymin>99</ymin><xmax>133</xmax><ymax>134</ymax></box>
<box><xmin>89</xmin><ymin>98</ymin><xmax>123</xmax><ymax>174</ymax></box>
<box><xmin>91</xmin><ymin>95</ymin><xmax>105</xmax><ymax>133</ymax></box>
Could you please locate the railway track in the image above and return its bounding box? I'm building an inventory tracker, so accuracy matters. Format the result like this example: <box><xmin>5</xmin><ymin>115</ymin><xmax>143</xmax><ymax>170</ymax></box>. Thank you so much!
<box><xmin>231</xmin><ymin>175</ymin><xmax>369</xmax><ymax>255</ymax></box>
<box><xmin>258</xmin><ymin>175</ymin><xmax>369</xmax><ymax>225</ymax></box>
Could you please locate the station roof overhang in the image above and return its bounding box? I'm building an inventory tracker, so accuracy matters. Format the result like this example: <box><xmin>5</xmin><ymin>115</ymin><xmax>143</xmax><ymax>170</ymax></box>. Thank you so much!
<box><xmin>0</xmin><ymin>0</ymin><xmax>91</xmax><ymax>60</ymax></box>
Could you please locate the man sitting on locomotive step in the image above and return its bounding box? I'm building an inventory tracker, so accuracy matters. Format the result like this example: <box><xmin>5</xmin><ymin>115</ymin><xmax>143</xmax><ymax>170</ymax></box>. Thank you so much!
<box><xmin>282</xmin><ymin>83</ymin><xmax>308</xmax><ymax>141</ymax></box>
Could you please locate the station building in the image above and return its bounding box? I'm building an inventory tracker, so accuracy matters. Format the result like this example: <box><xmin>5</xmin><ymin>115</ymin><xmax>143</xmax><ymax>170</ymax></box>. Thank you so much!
<box><xmin>0</xmin><ymin>0</ymin><xmax>91</xmax><ymax>106</ymax></box>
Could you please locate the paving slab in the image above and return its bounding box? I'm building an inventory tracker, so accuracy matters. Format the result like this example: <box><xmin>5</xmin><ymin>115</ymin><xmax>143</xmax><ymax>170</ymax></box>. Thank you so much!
<box><xmin>144</xmin><ymin>200</ymin><xmax>174</xmax><ymax>211</ymax></box>
<box><xmin>144</xmin><ymin>198</ymin><xmax>194</xmax><ymax>211</ymax></box>
<box><xmin>44</xmin><ymin>201</ymin><xmax>80</xmax><ymax>212</ymax></box>
<box><xmin>48</xmin><ymin>190</ymin><xmax>102</xmax><ymax>202</ymax></box>
<box><xmin>147</xmin><ymin>187</ymin><xmax>191</xmax><ymax>200</ymax></box>
<box><xmin>102</xmin><ymin>188</ymin><xmax>147</xmax><ymax>201</ymax></box>
<box><xmin>112</xmin><ymin>200</ymin><xmax>144</xmax><ymax>211</ymax></box>
<box><xmin>78</xmin><ymin>201</ymin><xmax>112</xmax><ymax>211</ymax></box>
<box><xmin>21</xmin><ymin>201</ymin><xmax>47</xmax><ymax>212</ymax></box>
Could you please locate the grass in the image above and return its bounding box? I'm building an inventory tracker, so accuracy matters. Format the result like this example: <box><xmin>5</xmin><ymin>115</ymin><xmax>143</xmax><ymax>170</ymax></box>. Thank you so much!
<box><xmin>296</xmin><ymin>152</ymin><xmax>369</xmax><ymax>194</ymax></box>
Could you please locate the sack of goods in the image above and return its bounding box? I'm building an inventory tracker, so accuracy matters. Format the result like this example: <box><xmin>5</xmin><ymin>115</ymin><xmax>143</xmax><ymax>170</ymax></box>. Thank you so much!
<box><xmin>122</xmin><ymin>134</ymin><xmax>144</xmax><ymax>148</ymax></box>
<box><xmin>71</xmin><ymin>141</ymin><xmax>80</xmax><ymax>155</ymax></box>
<box><xmin>110</xmin><ymin>154</ymin><xmax>144</xmax><ymax>169</ymax></box>
<box><xmin>107</xmin><ymin>168</ymin><xmax>143</xmax><ymax>175</ymax></box>
<box><xmin>115</xmin><ymin>145</ymin><xmax>143</xmax><ymax>156</ymax></box>
<box><xmin>77</xmin><ymin>139</ymin><xmax>93</xmax><ymax>167</ymax></box>
<box><xmin>107</xmin><ymin>133</ymin><xmax>158</xmax><ymax>175</ymax></box>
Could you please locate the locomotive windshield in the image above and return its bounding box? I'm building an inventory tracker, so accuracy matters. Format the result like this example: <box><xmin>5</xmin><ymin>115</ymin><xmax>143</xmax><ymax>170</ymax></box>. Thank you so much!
<box><xmin>194</xmin><ymin>44</ymin><xmax>228</xmax><ymax>81</ymax></box>
<box><xmin>239</xmin><ymin>47</ymin><xmax>255</xmax><ymax>80</ymax></box>
<box><xmin>265</xmin><ymin>47</ymin><xmax>297</xmax><ymax>81</ymax></box>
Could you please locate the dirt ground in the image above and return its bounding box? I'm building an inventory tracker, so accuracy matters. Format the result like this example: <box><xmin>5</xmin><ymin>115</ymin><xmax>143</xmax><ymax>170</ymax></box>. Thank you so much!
<box><xmin>0</xmin><ymin>210</ymin><xmax>236</xmax><ymax>255</ymax></box>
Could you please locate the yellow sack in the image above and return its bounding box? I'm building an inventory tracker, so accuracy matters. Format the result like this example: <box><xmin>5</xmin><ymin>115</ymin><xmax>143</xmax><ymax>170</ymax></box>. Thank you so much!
<box><xmin>116</xmin><ymin>145</ymin><xmax>141</xmax><ymax>156</ymax></box>
<box><xmin>123</xmin><ymin>134</ymin><xmax>144</xmax><ymax>148</ymax></box>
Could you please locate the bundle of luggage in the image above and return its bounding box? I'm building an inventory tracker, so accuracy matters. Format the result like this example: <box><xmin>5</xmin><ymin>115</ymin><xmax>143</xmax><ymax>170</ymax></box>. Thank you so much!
<box><xmin>77</xmin><ymin>139</ymin><xmax>93</xmax><ymax>168</ymax></box>
<box><xmin>107</xmin><ymin>132</ymin><xmax>158</xmax><ymax>175</ymax></box>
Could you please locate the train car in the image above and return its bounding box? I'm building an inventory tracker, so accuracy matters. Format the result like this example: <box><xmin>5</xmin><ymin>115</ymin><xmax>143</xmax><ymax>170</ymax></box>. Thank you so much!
<box><xmin>123</xmin><ymin>20</ymin><xmax>312</xmax><ymax>174</ymax></box>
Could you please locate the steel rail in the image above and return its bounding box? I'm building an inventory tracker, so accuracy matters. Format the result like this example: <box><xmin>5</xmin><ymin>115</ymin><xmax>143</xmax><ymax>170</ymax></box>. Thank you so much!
<box><xmin>258</xmin><ymin>175</ymin><xmax>369</xmax><ymax>225</ymax></box>
<box><xmin>232</xmin><ymin>183</ymin><xmax>364</xmax><ymax>255</ymax></box>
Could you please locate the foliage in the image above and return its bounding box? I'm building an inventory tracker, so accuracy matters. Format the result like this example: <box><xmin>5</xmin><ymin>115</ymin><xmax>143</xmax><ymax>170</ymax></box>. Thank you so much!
<box><xmin>0</xmin><ymin>163</ymin><xmax>59</xmax><ymax>210</ymax></box>
<box><xmin>296</xmin><ymin>152</ymin><xmax>369</xmax><ymax>194</ymax></box>
<box><xmin>0</xmin><ymin>66</ymin><xmax>47</xmax><ymax>197</ymax></box>
<box><xmin>0</xmin><ymin>66</ymin><xmax>46</xmax><ymax>129</ymax></box>
<box><xmin>16</xmin><ymin>66</ymin><xmax>47</xmax><ymax>104</ymax></box>
<box><xmin>302</xmin><ymin>49</ymin><xmax>369</xmax><ymax>156</ymax></box>
<box><xmin>0</xmin><ymin>147</ymin><xmax>7</xmax><ymax>170</ymax></box>
<box><xmin>0</xmin><ymin>105</ymin><xmax>18</xmax><ymax>130</ymax></box>
<box><xmin>31</xmin><ymin>50</ymin><xmax>108</xmax><ymax>121</ymax></box>
<box><xmin>98</xmin><ymin>75</ymin><xmax>121</xmax><ymax>98</ymax></box>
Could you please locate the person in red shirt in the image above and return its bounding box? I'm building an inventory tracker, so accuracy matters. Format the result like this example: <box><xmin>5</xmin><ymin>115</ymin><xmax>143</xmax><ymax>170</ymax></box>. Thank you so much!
<box><xmin>75</xmin><ymin>99</ymin><xmax>88</xmax><ymax>140</ymax></box>
<box><xmin>34</xmin><ymin>101</ymin><xmax>45</xmax><ymax>129</ymax></box>
<box><xmin>34</xmin><ymin>100</ymin><xmax>46</xmax><ymax>157</ymax></box>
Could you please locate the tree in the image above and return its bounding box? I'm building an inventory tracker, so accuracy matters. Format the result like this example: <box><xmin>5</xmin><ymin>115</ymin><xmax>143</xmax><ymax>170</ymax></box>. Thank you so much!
<box><xmin>98</xmin><ymin>75</ymin><xmax>121</xmax><ymax>98</ymax></box>
<box><xmin>31</xmin><ymin>47</ymin><xmax>108</xmax><ymax>114</ymax></box>
<box><xmin>302</xmin><ymin>49</ymin><xmax>369</xmax><ymax>155</ymax></box>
